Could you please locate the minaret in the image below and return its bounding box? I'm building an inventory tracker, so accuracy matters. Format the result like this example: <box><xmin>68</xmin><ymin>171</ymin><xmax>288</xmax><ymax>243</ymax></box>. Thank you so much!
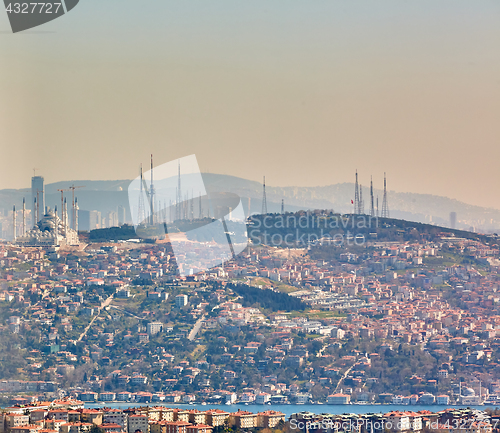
<box><xmin>54</xmin><ymin>205</ymin><xmax>59</xmax><ymax>240</ymax></box>
<box><xmin>60</xmin><ymin>192</ymin><xmax>65</xmax><ymax>230</ymax></box>
<box><xmin>64</xmin><ymin>198</ymin><xmax>69</xmax><ymax>235</ymax></box>
<box><xmin>75</xmin><ymin>198</ymin><xmax>79</xmax><ymax>233</ymax></box>
<box><xmin>22</xmin><ymin>198</ymin><xmax>26</xmax><ymax>236</ymax></box>
<box><xmin>262</xmin><ymin>176</ymin><xmax>267</xmax><ymax>215</ymax></box>
<box><xmin>13</xmin><ymin>205</ymin><xmax>16</xmax><ymax>241</ymax></box>
<box><xmin>199</xmin><ymin>194</ymin><xmax>203</xmax><ymax>219</ymax></box>
<box><xmin>370</xmin><ymin>177</ymin><xmax>375</xmax><ymax>218</ymax></box>
<box><xmin>281</xmin><ymin>199</ymin><xmax>285</xmax><ymax>214</ymax></box>
<box><xmin>354</xmin><ymin>170</ymin><xmax>360</xmax><ymax>215</ymax></box>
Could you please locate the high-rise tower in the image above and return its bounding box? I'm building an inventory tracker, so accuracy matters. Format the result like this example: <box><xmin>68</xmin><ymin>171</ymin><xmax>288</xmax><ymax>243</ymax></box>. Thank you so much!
<box><xmin>450</xmin><ymin>212</ymin><xmax>457</xmax><ymax>229</ymax></box>
<box><xmin>22</xmin><ymin>198</ymin><xmax>26</xmax><ymax>236</ymax></box>
<box><xmin>31</xmin><ymin>175</ymin><xmax>44</xmax><ymax>226</ymax></box>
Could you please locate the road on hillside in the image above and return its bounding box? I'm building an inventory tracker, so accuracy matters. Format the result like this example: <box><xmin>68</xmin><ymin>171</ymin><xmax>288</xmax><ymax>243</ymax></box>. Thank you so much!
<box><xmin>188</xmin><ymin>314</ymin><xmax>206</xmax><ymax>341</ymax></box>
<box><xmin>76</xmin><ymin>294</ymin><xmax>114</xmax><ymax>342</ymax></box>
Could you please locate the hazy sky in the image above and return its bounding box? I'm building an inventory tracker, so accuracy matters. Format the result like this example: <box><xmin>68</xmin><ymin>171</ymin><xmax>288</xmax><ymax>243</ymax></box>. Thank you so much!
<box><xmin>1</xmin><ymin>1</ymin><xmax>500</xmax><ymax>209</ymax></box>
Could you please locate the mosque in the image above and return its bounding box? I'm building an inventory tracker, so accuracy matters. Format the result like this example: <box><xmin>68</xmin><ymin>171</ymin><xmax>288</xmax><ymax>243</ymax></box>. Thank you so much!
<box><xmin>11</xmin><ymin>173</ymin><xmax>80</xmax><ymax>246</ymax></box>
<box><xmin>15</xmin><ymin>206</ymin><xmax>79</xmax><ymax>247</ymax></box>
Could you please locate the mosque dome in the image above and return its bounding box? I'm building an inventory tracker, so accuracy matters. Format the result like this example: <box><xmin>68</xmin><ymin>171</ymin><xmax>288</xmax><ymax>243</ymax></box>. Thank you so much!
<box><xmin>38</xmin><ymin>207</ymin><xmax>62</xmax><ymax>232</ymax></box>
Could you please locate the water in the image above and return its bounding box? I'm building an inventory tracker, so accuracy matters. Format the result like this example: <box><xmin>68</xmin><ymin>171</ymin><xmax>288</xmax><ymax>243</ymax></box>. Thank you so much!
<box><xmin>85</xmin><ymin>403</ymin><xmax>497</xmax><ymax>417</ymax></box>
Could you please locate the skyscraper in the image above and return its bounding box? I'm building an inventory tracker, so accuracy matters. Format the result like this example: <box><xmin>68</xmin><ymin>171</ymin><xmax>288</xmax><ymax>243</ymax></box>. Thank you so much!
<box><xmin>450</xmin><ymin>212</ymin><xmax>457</xmax><ymax>230</ymax></box>
<box><xmin>118</xmin><ymin>205</ymin><xmax>126</xmax><ymax>225</ymax></box>
<box><xmin>31</xmin><ymin>175</ymin><xmax>44</xmax><ymax>226</ymax></box>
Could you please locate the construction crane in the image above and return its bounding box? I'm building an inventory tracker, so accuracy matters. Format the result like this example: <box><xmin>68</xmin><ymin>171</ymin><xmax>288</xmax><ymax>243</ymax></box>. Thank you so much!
<box><xmin>69</xmin><ymin>185</ymin><xmax>85</xmax><ymax>230</ymax></box>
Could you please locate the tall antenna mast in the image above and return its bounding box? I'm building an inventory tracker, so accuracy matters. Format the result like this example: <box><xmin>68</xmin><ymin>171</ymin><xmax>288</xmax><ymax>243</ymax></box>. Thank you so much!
<box><xmin>359</xmin><ymin>184</ymin><xmax>364</xmax><ymax>215</ymax></box>
<box><xmin>381</xmin><ymin>172</ymin><xmax>389</xmax><ymax>218</ymax></box>
<box><xmin>150</xmin><ymin>154</ymin><xmax>155</xmax><ymax>225</ymax></box>
<box><xmin>138</xmin><ymin>164</ymin><xmax>145</xmax><ymax>224</ymax></box>
<box><xmin>370</xmin><ymin>176</ymin><xmax>375</xmax><ymax>217</ymax></box>
<box><xmin>177</xmin><ymin>161</ymin><xmax>182</xmax><ymax>220</ymax></box>
<box><xmin>262</xmin><ymin>176</ymin><xmax>267</xmax><ymax>215</ymax></box>
<box><xmin>190</xmin><ymin>191</ymin><xmax>194</xmax><ymax>220</ymax></box>
<box><xmin>354</xmin><ymin>170</ymin><xmax>360</xmax><ymax>215</ymax></box>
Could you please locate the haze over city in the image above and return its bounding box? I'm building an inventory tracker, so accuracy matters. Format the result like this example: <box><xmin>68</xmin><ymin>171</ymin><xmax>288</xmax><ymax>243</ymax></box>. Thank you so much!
<box><xmin>5</xmin><ymin>1</ymin><xmax>500</xmax><ymax>428</ymax></box>
<box><xmin>1</xmin><ymin>0</ymin><xmax>500</xmax><ymax>210</ymax></box>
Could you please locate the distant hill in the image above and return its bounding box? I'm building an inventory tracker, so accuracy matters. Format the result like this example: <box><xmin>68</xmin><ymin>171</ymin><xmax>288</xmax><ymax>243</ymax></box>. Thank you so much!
<box><xmin>1</xmin><ymin>174</ymin><xmax>499</xmax><ymax>232</ymax></box>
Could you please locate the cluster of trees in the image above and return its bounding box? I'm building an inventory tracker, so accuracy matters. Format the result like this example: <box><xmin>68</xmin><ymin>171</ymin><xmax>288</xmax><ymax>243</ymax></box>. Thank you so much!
<box><xmin>220</xmin><ymin>282</ymin><xmax>306</xmax><ymax>312</ymax></box>
<box><xmin>89</xmin><ymin>224</ymin><xmax>137</xmax><ymax>241</ymax></box>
